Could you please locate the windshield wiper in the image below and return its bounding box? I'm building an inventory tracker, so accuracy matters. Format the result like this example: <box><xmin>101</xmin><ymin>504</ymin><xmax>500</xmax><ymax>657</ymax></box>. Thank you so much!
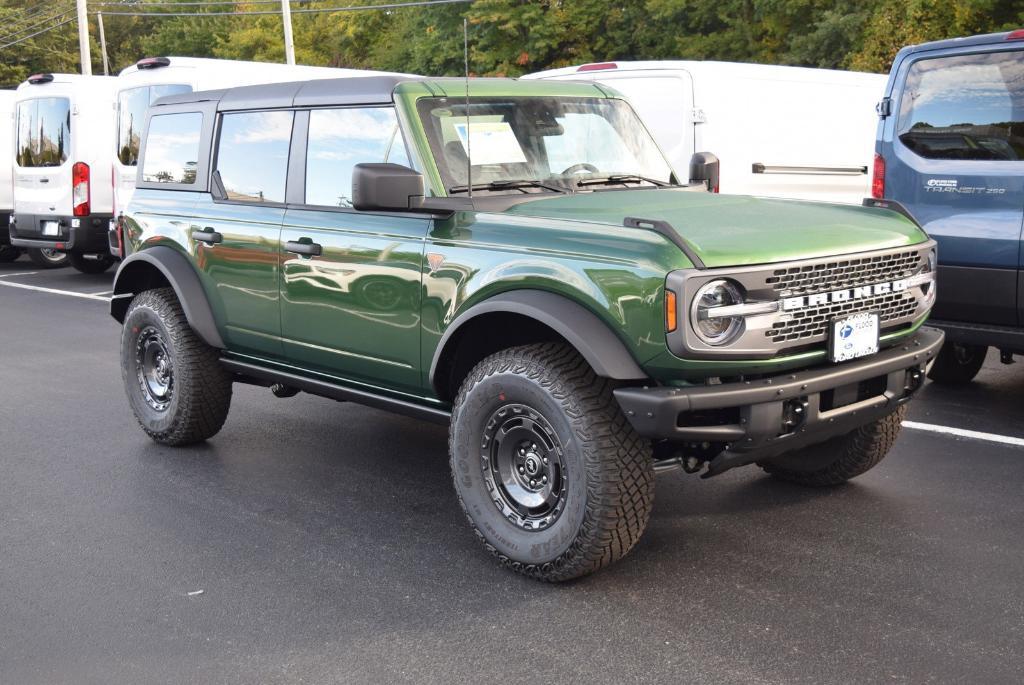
<box><xmin>575</xmin><ymin>174</ymin><xmax>672</xmax><ymax>188</ymax></box>
<box><xmin>449</xmin><ymin>179</ymin><xmax>569</xmax><ymax>195</ymax></box>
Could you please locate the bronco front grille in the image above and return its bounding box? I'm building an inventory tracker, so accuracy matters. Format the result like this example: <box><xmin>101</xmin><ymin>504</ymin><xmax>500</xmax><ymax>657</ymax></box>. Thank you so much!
<box><xmin>765</xmin><ymin>249</ymin><xmax>922</xmax><ymax>296</ymax></box>
<box><xmin>765</xmin><ymin>290</ymin><xmax>919</xmax><ymax>343</ymax></box>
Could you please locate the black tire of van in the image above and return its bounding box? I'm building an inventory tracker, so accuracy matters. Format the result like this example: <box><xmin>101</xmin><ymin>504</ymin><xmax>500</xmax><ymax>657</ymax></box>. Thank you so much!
<box><xmin>69</xmin><ymin>252</ymin><xmax>115</xmax><ymax>274</ymax></box>
<box><xmin>0</xmin><ymin>245</ymin><xmax>21</xmax><ymax>262</ymax></box>
<box><xmin>759</xmin><ymin>405</ymin><xmax>906</xmax><ymax>487</ymax></box>
<box><xmin>121</xmin><ymin>288</ymin><xmax>233</xmax><ymax>446</ymax></box>
<box><xmin>27</xmin><ymin>248</ymin><xmax>68</xmax><ymax>268</ymax></box>
<box><xmin>927</xmin><ymin>341</ymin><xmax>987</xmax><ymax>385</ymax></box>
<box><xmin>449</xmin><ymin>343</ymin><xmax>655</xmax><ymax>582</ymax></box>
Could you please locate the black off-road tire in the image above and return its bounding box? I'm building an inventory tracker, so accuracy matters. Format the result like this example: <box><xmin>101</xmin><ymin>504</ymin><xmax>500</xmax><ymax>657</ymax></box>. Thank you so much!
<box><xmin>449</xmin><ymin>343</ymin><xmax>655</xmax><ymax>582</ymax></box>
<box><xmin>121</xmin><ymin>288</ymin><xmax>233</xmax><ymax>446</ymax></box>
<box><xmin>0</xmin><ymin>245</ymin><xmax>21</xmax><ymax>262</ymax></box>
<box><xmin>26</xmin><ymin>248</ymin><xmax>68</xmax><ymax>268</ymax></box>
<box><xmin>759</xmin><ymin>405</ymin><xmax>907</xmax><ymax>487</ymax></box>
<box><xmin>69</xmin><ymin>252</ymin><xmax>114</xmax><ymax>274</ymax></box>
<box><xmin>927</xmin><ymin>341</ymin><xmax>986</xmax><ymax>385</ymax></box>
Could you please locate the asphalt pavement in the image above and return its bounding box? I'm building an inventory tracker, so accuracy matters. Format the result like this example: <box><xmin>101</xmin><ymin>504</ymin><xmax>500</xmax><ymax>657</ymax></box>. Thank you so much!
<box><xmin>1</xmin><ymin>257</ymin><xmax>1022</xmax><ymax>684</ymax></box>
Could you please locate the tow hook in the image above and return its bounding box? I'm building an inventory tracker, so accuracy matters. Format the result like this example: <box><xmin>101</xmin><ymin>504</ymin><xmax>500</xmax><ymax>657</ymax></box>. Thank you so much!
<box><xmin>904</xmin><ymin>367</ymin><xmax>925</xmax><ymax>394</ymax></box>
<box><xmin>271</xmin><ymin>383</ymin><xmax>300</xmax><ymax>398</ymax></box>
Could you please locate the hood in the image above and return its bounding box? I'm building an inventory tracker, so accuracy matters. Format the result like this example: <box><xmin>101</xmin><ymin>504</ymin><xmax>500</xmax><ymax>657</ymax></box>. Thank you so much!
<box><xmin>500</xmin><ymin>189</ymin><xmax>926</xmax><ymax>268</ymax></box>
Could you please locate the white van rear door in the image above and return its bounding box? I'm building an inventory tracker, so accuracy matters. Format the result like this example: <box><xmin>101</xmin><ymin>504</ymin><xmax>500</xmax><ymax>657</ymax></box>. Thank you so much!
<box><xmin>14</xmin><ymin>96</ymin><xmax>73</xmax><ymax>218</ymax></box>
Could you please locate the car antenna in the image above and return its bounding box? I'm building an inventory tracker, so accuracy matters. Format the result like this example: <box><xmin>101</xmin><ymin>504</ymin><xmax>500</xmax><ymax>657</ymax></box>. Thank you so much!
<box><xmin>463</xmin><ymin>17</ymin><xmax>472</xmax><ymax>199</ymax></box>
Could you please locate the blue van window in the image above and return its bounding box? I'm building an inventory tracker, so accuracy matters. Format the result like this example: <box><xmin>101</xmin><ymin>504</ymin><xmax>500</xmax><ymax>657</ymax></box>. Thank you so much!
<box><xmin>898</xmin><ymin>51</ymin><xmax>1024</xmax><ymax>161</ymax></box>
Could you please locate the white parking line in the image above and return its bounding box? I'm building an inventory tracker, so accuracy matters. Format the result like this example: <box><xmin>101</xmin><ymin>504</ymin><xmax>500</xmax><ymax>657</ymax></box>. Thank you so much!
<box><xmin>904</xmin><ymin>421</ymin><xmax>1024</xmax><ymax>448</ymax></box>
<box><xmin>0</xmin><ymin>271</ymin><xmax>39</xmax><ymax>278</ymax></box>
<box><xmin>0</xmin><ymin>279</ymin><xmax>111</xmax><ymax>302</ymax></box>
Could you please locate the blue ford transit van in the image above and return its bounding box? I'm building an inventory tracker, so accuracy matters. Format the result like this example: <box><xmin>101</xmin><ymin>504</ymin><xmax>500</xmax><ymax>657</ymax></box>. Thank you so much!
<box><xmin>871</xmin><ymin>30</ymin><xmax>1024</xmax><ymax>383</ymax></box>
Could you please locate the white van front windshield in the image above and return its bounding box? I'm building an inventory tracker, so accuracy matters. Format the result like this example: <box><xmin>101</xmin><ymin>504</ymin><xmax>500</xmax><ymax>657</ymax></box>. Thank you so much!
<box><xmin>16</xmin><ymin>97</ymin><xmax>70</xmax><ymax>168</ymax></box>
<box><xmin>118</xmin><ymin>84</ymin><xmax>192</xmax><ymax>166</ymax></box>
<box><xmin>416</xmin><ymin>96</ymin><xmax>676</xmax><ymax>194</ymax></box>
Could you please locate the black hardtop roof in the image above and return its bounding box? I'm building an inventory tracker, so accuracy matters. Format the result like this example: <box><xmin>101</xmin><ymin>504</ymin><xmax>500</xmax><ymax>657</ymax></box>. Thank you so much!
<box><xmin>152</xmin><ymin>74</ymin><xmax>420</xmax><ymax>111</ymax></box>
<box><xmin>902</xmin><ymin>29</ymin><xmax>1023</xmax><ymax>54</ymax></box>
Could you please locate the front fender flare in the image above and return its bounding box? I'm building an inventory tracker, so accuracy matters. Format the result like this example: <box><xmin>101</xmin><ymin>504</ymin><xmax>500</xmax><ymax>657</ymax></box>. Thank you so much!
<box><xmin>110</xmin><ymin>246</ymin><xmax>225</xmax><ymax>349</ymax></box>
<box><xmin>429</xmin><ymin>289</ymin><xmax>648</xmax><ymax>389</ymax></box>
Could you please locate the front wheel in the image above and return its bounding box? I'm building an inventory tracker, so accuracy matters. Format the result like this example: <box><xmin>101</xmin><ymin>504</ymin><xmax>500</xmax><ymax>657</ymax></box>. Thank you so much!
<box><xmin>121</xmin><ymin>288</ymin><xmax>233</xmax><ymax>446</ymax></box>
<box><xmin>927</xmin><ymin>341</ymin><xmax>986</xmax><ymax>385</ymax></box>
<box><xmin>449</xmin><ymin>343</ymin><xmax>654</xmax><ymax>582</ymax></box>
<box><xmin>26</xmin><ymin>248</ymin><xmax>68</xmax><ymax>269</ymax></box>
<box><xmin>69</xmin><ymin>252</ymin><xmax>115</xmax><ymax>274</ymax></box>
<box><xmin>759</xmin><ymin>405</ymin><xmax>907</xmax><ymax>487</ymax></box>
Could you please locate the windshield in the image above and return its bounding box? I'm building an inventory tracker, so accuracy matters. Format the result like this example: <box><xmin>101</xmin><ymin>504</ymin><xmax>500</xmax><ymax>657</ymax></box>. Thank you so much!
<box><xmin>416</xmin><ymin>96</ymin><xmax>675</xmax><ymax>194</ymax></box>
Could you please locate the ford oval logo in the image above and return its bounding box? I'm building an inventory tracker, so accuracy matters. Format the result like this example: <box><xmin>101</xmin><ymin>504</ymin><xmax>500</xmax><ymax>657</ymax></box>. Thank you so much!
<box><xmin>840</xmin><ymin>324</ymin><xmax>854</xmax><ymax>339</ymax></box>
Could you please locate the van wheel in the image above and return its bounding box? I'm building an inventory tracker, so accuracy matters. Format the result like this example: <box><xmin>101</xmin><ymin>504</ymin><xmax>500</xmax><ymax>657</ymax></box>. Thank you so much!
<box><xmin>69</xmin><ymin>252</ymin><xmax>114</xmax><ymax>274</ymax></box>
<box><xmin>927</xmin><ymin>341</ymin><xmax>986</xmax><ymax>385</ymax></box>
<box><xmin>0</xmin><ymin>245</ymin><xmax>21</xmax><ymax>262</ymax></box>
<box><xmin>27</xmin><ymin>248</ymin><xmax>68</xmax><ymax>268</ymax></box>
<box><xmin>449</xmin><ymin>343</ymin><xmax>655</xmax><ymax>582</ymax></box>
<box><xmin>121</xmin><ymin>287</ymin><xmax>233</xmax><ymax>446</ymax></box>
<box><xmin>759</xmin><ymin>405</ymin><xmax>906</xmax><ymax>487</ymax></box>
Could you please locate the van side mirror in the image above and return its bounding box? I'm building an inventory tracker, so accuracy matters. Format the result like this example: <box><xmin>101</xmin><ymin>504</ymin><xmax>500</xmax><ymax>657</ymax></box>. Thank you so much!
<box><xmin>352</xmin><ymin>163</ymin><xmax>424</xmax><ymax>212</ymax></box>
<box><xmin>689</xmin><ymin>152</ymin><xmax>720</xmax><ymax>193</ymax></box>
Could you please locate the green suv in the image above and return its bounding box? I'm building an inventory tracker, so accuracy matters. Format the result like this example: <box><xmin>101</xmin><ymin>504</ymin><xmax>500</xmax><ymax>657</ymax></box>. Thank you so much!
<box><xmin>111</xmin><ymin>76</ymin><xmax>943</xmax><ymax>581</ymax></box>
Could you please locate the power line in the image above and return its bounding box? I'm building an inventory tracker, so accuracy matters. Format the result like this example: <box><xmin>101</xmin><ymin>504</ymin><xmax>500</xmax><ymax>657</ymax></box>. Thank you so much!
<box><xmin>92</xmin><ymin>1</ymin><xmax>284</xmax><ymax>5</ymax></box>
<box><xmin>0</xmin><ymin>7</ymin><xmax>77</xmax><ymax>47</ymax></box>
<box><xmin>0</xmin><ymin>16</ymin><xmax>77</xmax><ymax>51</ymax></box>
<box><xmin>96</xmin><ymin>0</ymin><xmax>474</xmax><ymax>18</ymax></box>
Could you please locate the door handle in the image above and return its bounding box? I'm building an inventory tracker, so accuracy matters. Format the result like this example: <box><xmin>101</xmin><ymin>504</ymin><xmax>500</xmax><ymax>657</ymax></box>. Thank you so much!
<box><xmin>285</xmin><ymin>240</ymin><xmax>322</xmax><ymax>257</ymax></box>
<box><xmin>39</xmin><ymin>178</ymin><xmax>49</xmax><ymax>183</ymax></box>
<box><xmin>192</xmin><ymin>228</ymin><xmax>223</xmax><ymax>244</ymax></box>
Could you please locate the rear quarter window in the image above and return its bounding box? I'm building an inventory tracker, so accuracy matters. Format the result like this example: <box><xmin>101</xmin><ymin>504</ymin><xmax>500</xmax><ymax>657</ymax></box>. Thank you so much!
<box><xmin>118</xmin><ymin>84</ymin><xmax>192</xmax><ymax>166</ymax></box>
<box><xmin>16</xmin><ymin>97</ymin><xmax>71</xmax><ymax>167</ymax></box>
<box><xmin>898</xmin><ymin>50</ymin><xmax>1024</xmax><ymax>161</ymax></box>
<box><xmin>141</xmin><ymin>112</ymin><xmax>203</xmax><ymax>184</ymax></box>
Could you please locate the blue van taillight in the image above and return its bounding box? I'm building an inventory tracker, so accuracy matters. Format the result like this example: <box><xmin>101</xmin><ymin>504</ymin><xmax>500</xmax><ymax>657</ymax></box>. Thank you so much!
<box><xmin>871</xmin><ymin>153</ymin><xmax>885</xmax><ymax>199</ymax></box>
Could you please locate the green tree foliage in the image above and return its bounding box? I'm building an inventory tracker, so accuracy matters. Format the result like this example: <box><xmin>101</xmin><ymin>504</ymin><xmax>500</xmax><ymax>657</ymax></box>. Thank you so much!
<box><xmin>2</xmin><ymin>0</ymin><xmax>1024</xmax><ymax>87</ymax></box>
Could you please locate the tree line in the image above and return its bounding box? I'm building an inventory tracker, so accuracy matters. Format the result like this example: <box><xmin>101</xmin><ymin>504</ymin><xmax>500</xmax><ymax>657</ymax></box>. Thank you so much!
<box><xmin>1</xmin><ymin>0</ymin><xmax>1022</xmax><ymax>87</ymax></box>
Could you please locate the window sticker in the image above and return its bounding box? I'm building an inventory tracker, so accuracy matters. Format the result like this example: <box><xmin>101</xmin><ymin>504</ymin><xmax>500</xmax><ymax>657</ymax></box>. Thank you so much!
<box><xmin>452</xmin><ymin>121</ymin><xmax>527</xmax><ymax>165</ymax></box>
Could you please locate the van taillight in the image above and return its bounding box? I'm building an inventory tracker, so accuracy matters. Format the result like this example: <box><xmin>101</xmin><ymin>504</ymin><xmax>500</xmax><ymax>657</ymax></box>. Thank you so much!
<box><xmin>871</xmin><ymin>153</ymin><xmax>885</xmax><ymax>199</ymax></box>
<box><xmin>72</xmin><ymin>162</ymin><xmax>90</xmax><ymax>217</ymax></box>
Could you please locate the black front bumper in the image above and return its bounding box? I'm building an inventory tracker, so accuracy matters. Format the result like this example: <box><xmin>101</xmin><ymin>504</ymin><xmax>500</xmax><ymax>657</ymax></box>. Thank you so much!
<box><xmin>9</xmin><ymin>212</ymin><xmax>113</xmax><ymax>254</ymax></box>
<box><xmin>615</xmin><ymin>327</ymin><xmax>944</xmax><ymax>474</ymax></box>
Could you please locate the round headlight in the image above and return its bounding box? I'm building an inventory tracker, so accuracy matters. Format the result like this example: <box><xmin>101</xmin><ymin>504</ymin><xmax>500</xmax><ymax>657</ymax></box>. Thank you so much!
<box><xmin>691</xmin><ymin>279</ymin><xmax>744</xmax><ymax>345</ymax></box>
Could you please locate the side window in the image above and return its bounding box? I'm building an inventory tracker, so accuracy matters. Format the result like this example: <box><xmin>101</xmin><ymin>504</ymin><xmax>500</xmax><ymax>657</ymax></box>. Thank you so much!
<box><xmin>118</xmin><ymin>84</ymin><xmax>192</xmax><ymax>166</ymax></box>
<box><xmin>141</xmin><ymin>112</ymin><xmax>203</xmax><ymax>184</ymax></box>
<box><xmin>898</xmin><ymin>51</ymin><xmax>1024</xmax><ymax>161</ymax></box>
<box><xmin>216</xmin><ymin>111</ymin><xmax>293</xmax><ymax>203</ymax></box>
<box><xmin>305</xmin><ymin>107</ymin><xmax>410</xmax><ymax>208</ymax></box>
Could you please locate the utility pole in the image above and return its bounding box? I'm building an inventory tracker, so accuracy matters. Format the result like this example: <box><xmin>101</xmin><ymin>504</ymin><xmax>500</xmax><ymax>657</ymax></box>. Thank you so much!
<box><xmin>280</xmin><ymin>0</ymin><xmax>296</xmax><ymax>66</ymax></box>
<box><xmin>97</xmin><ymin>13</ymin><xmax>110</xmax><ymax>76</ymax></box>
<box><xmin>76</xmin><ymin>0</ymin><xmax>92</xmax><ymax>75</ymax></box>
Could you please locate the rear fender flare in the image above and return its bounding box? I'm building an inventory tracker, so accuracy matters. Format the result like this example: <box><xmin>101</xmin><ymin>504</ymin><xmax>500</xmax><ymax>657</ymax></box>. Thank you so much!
<box><xmin>110</xmin><ymin>246</ymin><xmax>224</xmax><ymax>349</ymax></box>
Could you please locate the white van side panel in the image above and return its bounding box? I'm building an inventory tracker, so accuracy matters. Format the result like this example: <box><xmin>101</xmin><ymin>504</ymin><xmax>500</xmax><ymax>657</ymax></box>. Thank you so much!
<box><xmin>0</xmin><ymin>92</ymin><xmax>14</xmax><ymax>213</ymax></box>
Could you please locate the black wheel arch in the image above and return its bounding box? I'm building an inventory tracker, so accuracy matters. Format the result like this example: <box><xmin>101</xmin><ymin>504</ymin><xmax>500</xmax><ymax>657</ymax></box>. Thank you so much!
<box><xmin>430</xmin><ymin>289</ymin><xmax>648</xmax><ymax>401</ymax></box>
<box><xmin>110</xmin><ymin>246</ymin><xmax>225</xmax><ymax>349</ymax></box>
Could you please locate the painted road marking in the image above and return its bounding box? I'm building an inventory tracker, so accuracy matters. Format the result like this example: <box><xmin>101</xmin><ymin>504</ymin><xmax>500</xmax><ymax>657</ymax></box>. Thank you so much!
<box><xmin>0</xmin><ymin>279</ymin><xmax>111</xmax><ymax>302</ymax></box>
<box><xmin>904</xmin><ymin>421</ymin><xmax>1024</xmax><ymax>448</ymax></box>
<box><xmin>0</xmin><ymin>271</ymin><xmax>40</xmax><ymax>278</ymax></box>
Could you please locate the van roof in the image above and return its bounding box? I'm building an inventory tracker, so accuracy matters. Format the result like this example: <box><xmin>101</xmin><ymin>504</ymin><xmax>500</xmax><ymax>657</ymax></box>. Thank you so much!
<box><xmin>900</xmin><ymin>29</ymin><xmax>1024</xmax><ymax>54</ymax></box>
<box><xmin>16</xmin><ymin>73</ymin><xmax>116</xmax><ymax>92</ymax></box>
<box><xmin>153</xmin><ymin>75</ymin><xmax>614</xmax><ymax>111</ymax></box>
<box><xmin>526</xmin><ymin>60</ymin><xmax>885</xmax><ymax>85</ymax></box>
<box><xmin>117</xmin><ymin>55</ymin><xmax>400</xmax><ymax>79</ymax></box>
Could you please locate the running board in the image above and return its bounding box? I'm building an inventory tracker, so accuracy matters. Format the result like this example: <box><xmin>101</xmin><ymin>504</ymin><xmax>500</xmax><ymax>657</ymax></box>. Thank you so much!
<box><xmin>220</xmin><ymin>358</ymin><xmax>452</xmax><ymax>425</ymax></box>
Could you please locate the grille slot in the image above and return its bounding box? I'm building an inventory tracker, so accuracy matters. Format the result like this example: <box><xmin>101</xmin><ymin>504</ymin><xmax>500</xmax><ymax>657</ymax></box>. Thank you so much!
<box><xmin>765</xmin><ymin>250</ymin><xmax>922</xmax><ymax>296</ymax></box>
<box><xmin>765</xmin><ymin>291</ymin><xmax>918</xmax><ymax>343</ymax></box>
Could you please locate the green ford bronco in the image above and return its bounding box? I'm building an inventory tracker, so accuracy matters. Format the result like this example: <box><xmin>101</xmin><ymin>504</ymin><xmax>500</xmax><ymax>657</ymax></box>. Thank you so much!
<box><xmin>111</xmin><ymin>76</ymin><xmax>943</xmax><ymax>581</ymax></box>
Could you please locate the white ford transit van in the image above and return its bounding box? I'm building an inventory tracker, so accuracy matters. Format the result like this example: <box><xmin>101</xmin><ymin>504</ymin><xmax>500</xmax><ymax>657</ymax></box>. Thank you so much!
<box><xmin>110</xmin><ymin>56</ymin><xmax>406</xmax><ymax>257</ymax></box>
<box><xmin>525</xmin><ymin>61</ymin><xmax>886</xmax><ymax>204</ymax></box>
<box><xmin>10</xmin><ymin>73</ymin><xmax>117</xmax><ymax>272</ymax></box>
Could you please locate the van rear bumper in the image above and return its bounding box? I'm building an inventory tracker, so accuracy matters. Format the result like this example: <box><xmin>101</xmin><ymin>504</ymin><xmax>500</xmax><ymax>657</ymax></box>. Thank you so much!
<box><xmin>10</xmin><ymin>213</ymin><xmax>113</xmax><ymax>253</ymax></box>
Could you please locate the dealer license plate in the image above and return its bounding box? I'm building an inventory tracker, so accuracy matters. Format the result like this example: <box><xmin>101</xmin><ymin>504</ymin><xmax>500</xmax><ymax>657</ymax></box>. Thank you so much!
<box><xmin>829</xmin><ymin>312</ymin><xmax>879</xmax><ymax>363</ymax></box>
<box><xmin>41</xmin><ymin>221</ymin><xmax>59</xmax><ymax>236</ymax></box>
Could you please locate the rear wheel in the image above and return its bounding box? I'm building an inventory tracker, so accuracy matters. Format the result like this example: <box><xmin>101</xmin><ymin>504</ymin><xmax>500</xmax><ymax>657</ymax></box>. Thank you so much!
<box><xmin>449</xmin><ymin>343</ymin><xmax>654</xmax><ymax>581</ymax></box>
<box><xmin>26</xmin><ymin>248</ymin><xmax>68</xmax><ymax>268</ymax></box>
<box><xmin>0</xmin><ymin>245</ymin><xmax>21</xmax><ymax>262</ymax></box>
<box><xmin>121</xmin><ymin>288</ymin><xmax>233</xmax><ymax>446</ymax></box>
<box><xmin>759</xmin><ymin>405</ymin><xmax>906</xmax><ymax>487</ymax></box>
<box><xmin>69</xmin><ymin>252</ymin><xmax>114</xmax><ymax>274</ymax></box>
<box><xmin>927</xmin><ymin>341</ymin><xmax>986</xmax><ymax>385</ymax></box>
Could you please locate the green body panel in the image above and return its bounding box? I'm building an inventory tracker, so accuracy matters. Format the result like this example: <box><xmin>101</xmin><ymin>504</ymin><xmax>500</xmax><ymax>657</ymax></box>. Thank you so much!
<box><xmin>123</xmin><ymin>78</ymin><xmax>933</xmax><ymax>411</ymax></box>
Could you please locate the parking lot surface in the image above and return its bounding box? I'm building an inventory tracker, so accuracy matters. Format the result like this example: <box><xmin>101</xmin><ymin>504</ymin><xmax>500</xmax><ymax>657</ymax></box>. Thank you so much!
<box><xmin>1</xmin><ymin>258</ymin><xmax>1022</xmax><ymax>684</ymax></box>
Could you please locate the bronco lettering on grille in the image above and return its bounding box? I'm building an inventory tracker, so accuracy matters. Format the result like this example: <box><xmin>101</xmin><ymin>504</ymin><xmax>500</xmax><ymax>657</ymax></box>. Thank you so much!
<box><xmin>781</xmin><ymin>278</ymin><xmax>911</xmax><ymax>312</ymax></box>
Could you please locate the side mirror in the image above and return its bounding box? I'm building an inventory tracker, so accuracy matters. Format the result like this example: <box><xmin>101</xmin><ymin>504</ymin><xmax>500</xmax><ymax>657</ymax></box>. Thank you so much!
<box><xmin>352</xmin><ymin>163</ymin><xmax>424</xmax><ymax>212</ymax></box>
<box><xmin>689</xmin><ymin>152</ymin><xmax>720</xmax><ymax>193</ymax></box>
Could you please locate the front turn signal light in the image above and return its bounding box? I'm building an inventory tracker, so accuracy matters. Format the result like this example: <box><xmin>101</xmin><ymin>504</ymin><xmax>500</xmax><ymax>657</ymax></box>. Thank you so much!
<box><xmin>665</xmin><ymin>290</ymin><xmax>678</xmax><ymax>332</ymax></box>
